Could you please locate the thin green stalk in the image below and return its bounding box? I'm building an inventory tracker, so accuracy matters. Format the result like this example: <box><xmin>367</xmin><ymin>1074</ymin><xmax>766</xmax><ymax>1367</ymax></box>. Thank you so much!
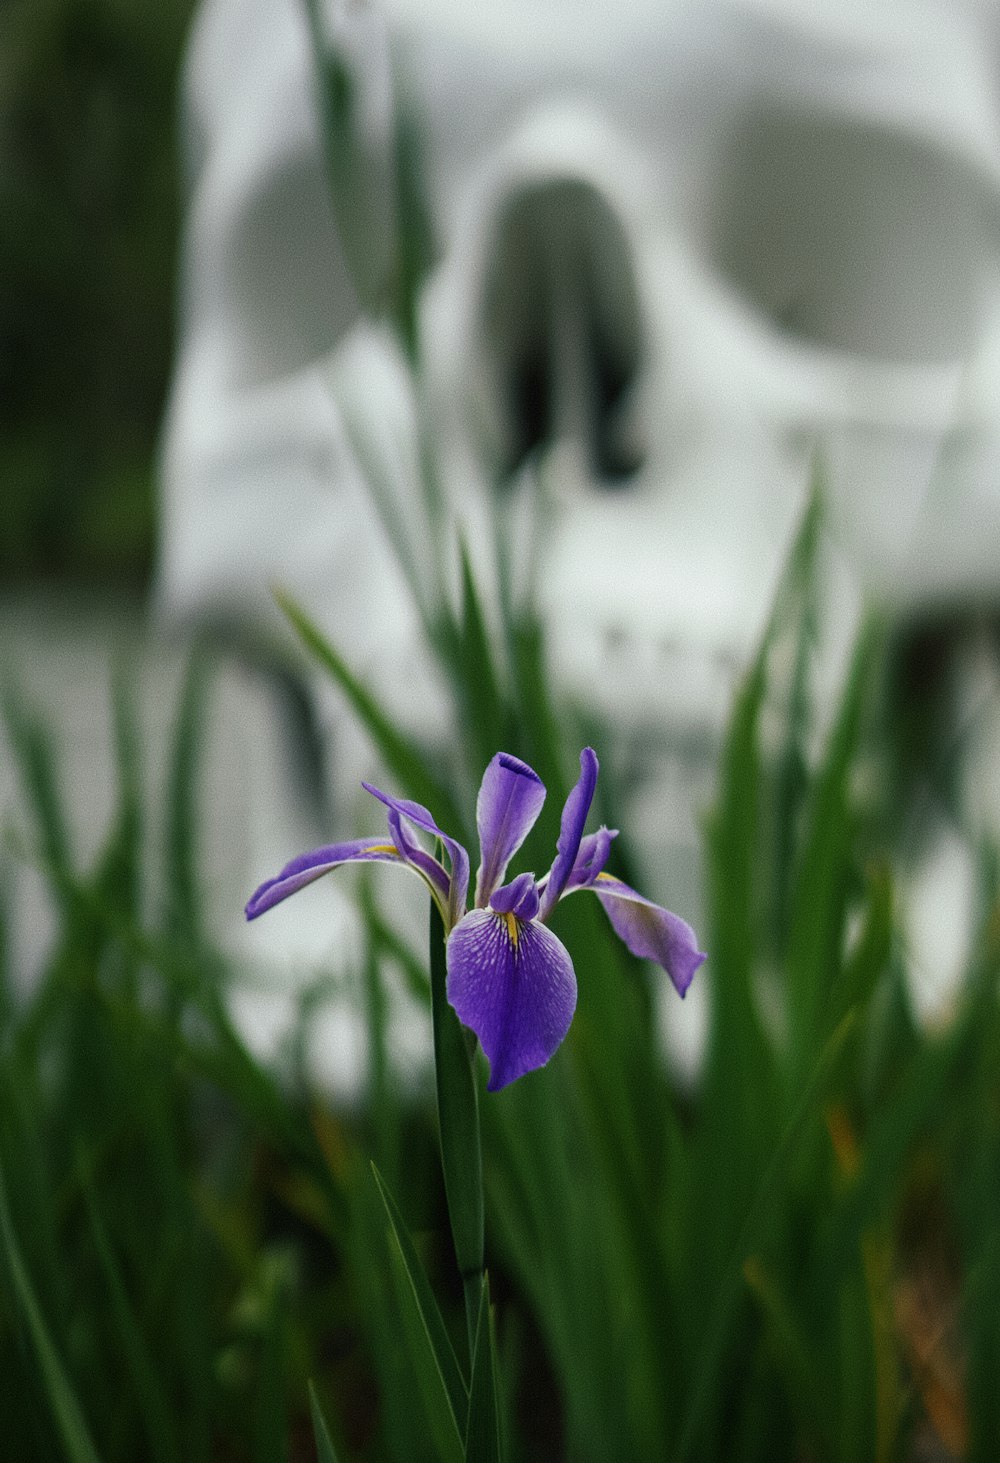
<box><xmin>429</xmin><ymin>899</ymin><xmax>484</xmax><ymax>1358</ymax></box>
<box><xmin>674</xmin><ymin>1010</ymin><xmax>857</xmax><ymax>1462</ymax></box>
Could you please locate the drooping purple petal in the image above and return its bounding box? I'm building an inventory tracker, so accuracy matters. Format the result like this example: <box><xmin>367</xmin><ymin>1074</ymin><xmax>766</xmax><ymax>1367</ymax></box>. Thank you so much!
<box><xmin>538</xmin><ymin>748</ymin><xmax>599</xmax><ymax>918</ymax></box>
<box><xmin>246</xmin><ymin>839</ymin><xmax>406</xmax><ymax>920</ymax></box>
<box><xmin>489</xmin><ymin>871</ymin><xmax>540</xmax><ymax>921</ymax></box>
<box><xmin>474</xmin><ymin>753</ymin><xmax>546</xmax><ymax>906</ymax></box>
<box><xmin>364</xmin><ymin>782</ymin><xmax>470</xmax><ymax>924</ymax></box>
<box><xmin>446</xmin><ymin>908</ymin><xmax>577</xmax><ymax>1091</ymax></box>
<box><xmin>590</xmin><ymin>873</ymin><xmax>706</xmax><ymax>995</ymax></box>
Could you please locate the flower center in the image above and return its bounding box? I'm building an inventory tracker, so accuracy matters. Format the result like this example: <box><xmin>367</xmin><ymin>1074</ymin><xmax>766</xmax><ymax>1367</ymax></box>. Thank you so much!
<box><xmin>500</xmin><ymin>911</ymin><xmax>520</xmax><ymax>950</ymax></box>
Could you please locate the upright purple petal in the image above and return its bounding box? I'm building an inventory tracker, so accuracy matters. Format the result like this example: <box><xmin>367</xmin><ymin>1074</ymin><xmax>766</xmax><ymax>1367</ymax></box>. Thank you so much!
<box><xmin>489</xmin><ymin>871</ymin><xmax>540</xmax><ymax>921</ymax></box>
<box><xmin>446</xmin><ymin>909</ymin><xmax>576</xmax><ymax>1091</ymax></box>
<box><xmin>590</xmin><ymin>873</ymin><xmax>706</xmax><ymax>996</ymax></box>
<box><xmin>474</xmin><ymin>753</ymin><xmax>546</xmax><ymax>906</ymax></box>
<box><xmin>538</xmin><ymin>748</ymin><xmax>599</xmax><ymax>919</ymax></box>
<box><xmin>246</xmin><ymin>839</ymin><xmax>406</xmax><ymax>920</ymax></box>
<box><xmin>364</xmin><ymin>782</ymin><xmax>470</xmax><ymax>924</ymax></box>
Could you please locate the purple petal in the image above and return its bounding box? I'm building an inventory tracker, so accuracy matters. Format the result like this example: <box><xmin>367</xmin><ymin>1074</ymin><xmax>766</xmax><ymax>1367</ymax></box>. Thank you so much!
<box><xmin>538</xmin><ymin>748</ymin><xmax>599</xmax><ymax>918</ymax></box>
<box><xmin>489</xmin><ymin>871</ymin><xmax>540</xmax><ymax>921</ymax></box>
<box><xmin>591</xmin><ymin>873</ymin><xmax>706</xmax><ymax>996</ymax></box>
<box><xmin>446</xmin><ymin>909</ymin><xmax>577</xmax><ymax>1091</ymax></box>
<box><xmin>560</xmin><ymin>826</ymin><xmax>617</xmax><ymax>894</ymax></box>
<box><xmin>246</xmin><ymin>838</ymin><xmax>405</xmax><ymax>920</ymax></box>
<box><xmin>385</xmin><ymin>807</ymin><xmax>451</xmax><ymax>905</ymax></box>
<box><xmin>474</xmin><ymin>753</ymin><xmax>546</xmax><ymax>906</ymax></box>
<box><xmin>364</xmin><ymin>782</ymin><xmax>470</xmax><ymax>924</ymax></box>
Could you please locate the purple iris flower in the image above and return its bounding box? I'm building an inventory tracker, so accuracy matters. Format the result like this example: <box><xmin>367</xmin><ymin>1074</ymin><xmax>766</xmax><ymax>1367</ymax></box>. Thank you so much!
<box><xmin>246</xmin><ymin>748</ymin><xmax>705</xmax><ymax>1091</ymax></box>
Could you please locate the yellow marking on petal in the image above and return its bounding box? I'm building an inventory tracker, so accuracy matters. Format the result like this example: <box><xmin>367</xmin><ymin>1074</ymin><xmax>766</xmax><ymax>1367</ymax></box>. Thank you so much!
<box><xmin>366</xmin><ymin>844</ymin><xmax>399</xmax><ymax>856</ymax></box>
<box><xmin>502</xmin><ymin>911</ymin><xmax>519</xmax><ymax>949</ymax></box>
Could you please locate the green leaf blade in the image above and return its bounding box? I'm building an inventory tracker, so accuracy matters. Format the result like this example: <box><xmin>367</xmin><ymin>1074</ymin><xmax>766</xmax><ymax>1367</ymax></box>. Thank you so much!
<box><xmin>274</xmin><ymin>589</ymin><xmax>465</xmax><ymax>837</ymax></box>
<box><xmin>465</xmin><ymin>1275</ymin><xmax>503</xmax><ymax>1463</ymax></box>
<box><xmin>0</xmin><ymin>1163</ymin><xmax>103</xmax><ymax>1463</ymax></box>
<box><xmin>370</xmin><ymin>1163</ymin><xmax>469</xmax><ymax>1426</ymax></box>
<box><xmin>308</xmin><ymin>1381</ymin><xmax>342</xmax><ymax>1463</ymax></box>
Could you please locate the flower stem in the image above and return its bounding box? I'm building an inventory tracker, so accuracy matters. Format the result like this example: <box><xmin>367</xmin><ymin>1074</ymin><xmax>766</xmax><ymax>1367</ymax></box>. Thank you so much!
<box><xmin>429</xmin><ymin>898</ymin><xmax>485</xmax><ymax>1360</ymax></box>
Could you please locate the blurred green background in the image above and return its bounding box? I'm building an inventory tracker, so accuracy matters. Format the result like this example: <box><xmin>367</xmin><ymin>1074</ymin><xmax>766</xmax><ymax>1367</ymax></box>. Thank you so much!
<box><xmin>0</xmin><ymin>0</ymin><xmax>194</xmax><ymax>590</ymax></box>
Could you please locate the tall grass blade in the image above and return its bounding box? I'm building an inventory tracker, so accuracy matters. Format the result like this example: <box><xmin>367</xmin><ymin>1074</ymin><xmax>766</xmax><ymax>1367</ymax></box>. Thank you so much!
<box><xmin>675</xmin><ymin>1010</ymin><xmax>857</xmax><ymax>1462</ymax></box>
<box><xmin>94</xmin><ymin>664</ymin><xmax>143</xmax><ymax>923</ymax></box>
<box><xmin>274</xmin><ymin>589</ymin><xmax>464</xmax><ymax>836</ymax></box>
<box><xmin>769</xmin><ymin>491</ymin><xmax>820</xmax><ymax>951</ymax></box>
<box><xmin>390</xmin><ymin>106</ymin><xmax>436</xmax><ymax>363</ymax></box>
<box><xmin>303</xmin><ymin>0</ymin><xmax>395</xmax><ymax>317</ymax></box>
<box><xmin>742</xmin><ymin>1256</ymin><xmax>828</xmax><ymax>1450</ymax></box>
<box><xmin>163</xmin><ymin>650</ymin><xmax>208</xmax><ymax>945</ymax></box>
<box><xmin>79</xmin><ymin>1158</ymin><xmax>179</xmax><ymax>1463</ymax></box>
<box><xmin>1</xmin><ymin>679</ymin><xmax>72</xmax><ymax>899</ymax></box>
<box><xmin>785</xmin><ymin>618</ymin><xmax>880</xmax><ymax>1080</ymax></box>
<box><xmin>327</xmin><ymin>358</ymin><xmax>438</xmax><ymax>643</ymax></box>
<box><xmin>456</xmin><ymin>537</ymin><xmax>510</xmax><ymax>772</ymax></box>
<box><xmin>0</xmin><ymin>858</ymin><xmax>10</xmax><ymax>1031</ymax></box>
<box><xmin>465</xmin><ymin>1275</ymin><xmax>503</xmax><ymax>1463</ymax></box>
<box><xmin>371</xmin><ymin>1163</ymin><xmax>469</xmax><ymax>1422</ymax></box>
<box><xmin>308</xmin><ymin>1381</ymin><xmax>342</xmax><ymax>1463</ymax></box>
<box><xmin>384</xmin><ymin>1229</ymin><xmax>466</xmax><ymax>1463</ymax></box>
<box><xmin>0</xmin><ymin>1161</ymin><xmax>102</xmax><ymax>1463</ymax></box>
<box><xmin>251</xmin><ymin>1282</ymin><xmax>288</xmax><ymax>1463</ymax></box>
<box><xmin>831</xmin><ymin>860</ymin><xmax>893</xmax><ymax>1032</ymax></box>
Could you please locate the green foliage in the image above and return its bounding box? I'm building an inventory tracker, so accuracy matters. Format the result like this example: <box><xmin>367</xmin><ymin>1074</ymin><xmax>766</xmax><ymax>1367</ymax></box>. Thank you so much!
<box><xmin>374</xmin><ymin>1165</ymin><xmax>467</xmax><ymax>1463</ymax></box>
<box><xmin>260</xmin><ymin>466</ymin><xmax>998</xmax><ymax>1462</ymax></box>
<box><xmin>466</xmin><ymin>1277</ymin><xmax>503</xmax><ymax>1463</ymax></box>
<box><xmin>3</xmin><ymin>495</ymin><xmax>999</xmax><ymax>1459</ymax></box>
<box><xmin>309</xmin><ymin>1381</ymin><xmax>342</xmax><ymax>1463</ymax></box>
<box><xmin>0</xmin><ymin>1161</ymin><xmax>103</xmax><ymax>1463</ymax></box>
<box><xmin>0</xmin><ymin>668</ymin><xmax>376</xmax><ymax>1460</ymax></box>
<box><xmin>273</xmin><ymin>586</ymin><xmax>466</xmax><ymax>843</ymax></box>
